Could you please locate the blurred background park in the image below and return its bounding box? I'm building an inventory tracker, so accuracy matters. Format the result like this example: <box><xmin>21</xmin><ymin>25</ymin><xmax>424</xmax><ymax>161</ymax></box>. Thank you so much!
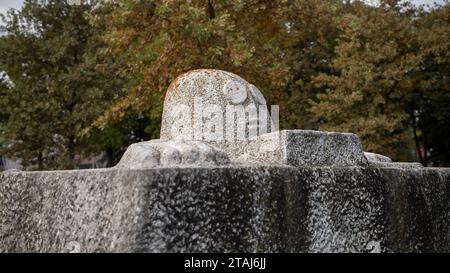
<box><xmin>0</xmin><ymin>0</ymin><xmax>449</xmax><ymax>170</ymax></box>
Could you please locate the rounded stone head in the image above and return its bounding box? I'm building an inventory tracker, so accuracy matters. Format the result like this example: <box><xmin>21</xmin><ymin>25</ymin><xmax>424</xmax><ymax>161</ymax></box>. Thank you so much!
<box><xmin>160</xmin><ymin>69</ymin><xmax>272</xmax><ymax>141</ymax></box>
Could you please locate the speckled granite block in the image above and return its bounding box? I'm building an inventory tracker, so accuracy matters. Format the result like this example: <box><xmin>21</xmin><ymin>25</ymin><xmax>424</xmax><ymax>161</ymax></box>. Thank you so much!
<box><xmin>0</xmin><ymin>166</ymin><xmax>448</xmax><ymax>253</ymax></box>
<box><xmin>0</xmin><ymin>167</ymin><xmax>303</xmax><ymax>253</ymax></box>
<box><xmin>228</xmin><ymin>130</ymin><xmax>368</xmax><ymax>167</ymax></box>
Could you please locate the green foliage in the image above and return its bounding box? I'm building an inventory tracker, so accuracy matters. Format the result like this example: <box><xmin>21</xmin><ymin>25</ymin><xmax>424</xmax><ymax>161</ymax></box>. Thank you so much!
<box><xmin>93</xmin><ymin>0</ymin><xmax>295</xmax><ymax>130</ymax></box>
<box><xmin>405</xmin><ymin>3</ymin><xmax>450</xmax><ymax>166</ymax></box>
<box><xmin>0</xmin><ymin>0</ymin><xmax>449</xmax><ymax>168</ymax></box>
<box><xmin>93</xmin><ymin>0</ymin><xmax>450</xmax><ymax>165</ymax></box>
<box><xmin>0</xmin><ymin>0</ymin><xmax>126</xmax><ymax>169</ymax></box>
<box><xmin>310</xmin><ymin>1</ymin><xmax>419</xmax><ymax>159</ymax></box>
<box><xmin>310</xmin><ymin>1</ymin><xmax>450</xmax><ymax>164</ymax></box>
<box><xmin>279</xmin><ymin>0</ymin><xmax>344</xmax><ymax>130</ymax></box>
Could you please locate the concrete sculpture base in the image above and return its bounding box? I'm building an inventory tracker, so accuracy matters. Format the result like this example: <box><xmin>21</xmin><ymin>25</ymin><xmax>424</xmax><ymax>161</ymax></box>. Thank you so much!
<box><xmin>0</xmin><ymin>165</ymin><xmax>448</xmax><ymax>253</ymax></box>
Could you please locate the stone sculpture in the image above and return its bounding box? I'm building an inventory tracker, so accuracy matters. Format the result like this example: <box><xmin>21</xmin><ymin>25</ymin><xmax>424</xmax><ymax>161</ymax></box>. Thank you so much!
<box><xmin>117</xmin><ymin>69</ymin><xmax>417</xmax><ymax>169</ymax></box>
<box><xmin>0</xmin><ymin>69</ymin><xmax>448</xmax><ymax>253</ymax></box>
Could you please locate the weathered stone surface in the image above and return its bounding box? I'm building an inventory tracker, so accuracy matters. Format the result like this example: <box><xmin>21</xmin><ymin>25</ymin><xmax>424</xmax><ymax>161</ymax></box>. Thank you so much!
<box><xmin>369</xmin><ymin>162</ymin><xmax>424</xmax><ymax>169</ymax></box>
<box><xmin>365</xmin><ymin>152</ymin><xmax>392</xmax><ymax>163</ymax></box>
<box><xmin>0</xmin><ymin>167</ymin><xmax>297</xmax><ymax>252</ymax></box>
<box><xmin>225</xmin><ymin>130</ymin><xmax>368</xmax><ymax>167</ymax></box>
<box><xmin>305</xmin><ymin>166</ymin><xmax>449</xmax><ymax>252</ymax></box>
<box><xmin>119</xmin><ymin>69</ymin><xmax>368</xmax><ymax>169</ymax></box>
<box><xmin>160</xmin><ymin>69</ymin><xmax>271</xmax><ymax>141</ymax></box>
<box><xmin>117</xmin><ymin>129</ymin><xmax>369</xmax><ymax>169</ymax></box>
<box><xmin>364</xmin><ymin>152</ymin><xmax>424</xmax><ymax>169</ymax></box>
<box><xmin>382</xmin><ymin>167</ymin><xmax>449</xmax><ymax>252</ymax></box>
<box><xmin>0</xmin><ymin>166</ymin><xmax>448</xmax><ymax>253</ymax></box>
<box><xmin>116</xmin><ymin>140</ymin><xmax>230</xmax><ymax>169</ymax></box>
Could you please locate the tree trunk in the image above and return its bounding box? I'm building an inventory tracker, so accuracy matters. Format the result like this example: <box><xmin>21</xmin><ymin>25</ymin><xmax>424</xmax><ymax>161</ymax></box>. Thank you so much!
<box><xmin>68</xmin><ymin>135</ymin><xmax>76</xmax><ymax>167</ymax></box>
<box><xmin>207</xmin><ymin>0</ymin><xmax>215</xmax><ymax>19</ymax></box>
<box><xmin>412</xmin><ymin>123</ymin><xmax>424</xmax><ymax>165</ymax></box>
<box><xmin>37</xmin><ymin>152</ymin><xmax>44</xmax><ymax>171</ymax></box>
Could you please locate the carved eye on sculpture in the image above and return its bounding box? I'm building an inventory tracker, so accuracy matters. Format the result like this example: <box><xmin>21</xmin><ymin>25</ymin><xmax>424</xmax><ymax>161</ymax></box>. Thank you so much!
<box><xmin>249</xmin><ymin>84</ymin><xmax>266</xmax><ymax>105</ymax></box>
<box><xmin>223</xmin><ymin>80</ymin><xmax>247</xmax><ymax>104</ymax></box>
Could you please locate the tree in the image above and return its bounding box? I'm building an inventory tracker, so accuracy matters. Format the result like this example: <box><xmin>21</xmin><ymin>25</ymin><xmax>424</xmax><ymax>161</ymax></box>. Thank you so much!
<box><xmin>0</xmin><ymin>75</ymin><xmax>9</xmax><ymax>148</ymax></box>
<box><xmin>279</xmin><ymin>0</ymin><xmax>344</xmax><ymax>130</ymax></box>
<box><xmin>309</xmin><ymin>0</ymin><xmax>450</xmax><ymax>164</ymax></box>
<box><xmin>98</xmin><ymin>0</ymin><xmax>450</xmax><ymax>164</ymax></box>
<box><xmin>309</xmin><ymin>0</ymin><xmax>421</xmax><ymax>160</ymax></box>
<box><xmin>92</xmin><ymin>0</ymin><xmax>297</xmax><ymax>132</ymax></box>
<box><xmin>2</xmin><ymin>0</ymin><xmax>448</xmax><ymax>168</ymax></box>
<box><xmin>406</xmin><ymin>3</ymin><xmax>450</xmax><ymax>166</ymax></box>
<box><xmin>0</xmin><ymin>0</ymin><xmax>125</xmax><ymax>170</ymax></box>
